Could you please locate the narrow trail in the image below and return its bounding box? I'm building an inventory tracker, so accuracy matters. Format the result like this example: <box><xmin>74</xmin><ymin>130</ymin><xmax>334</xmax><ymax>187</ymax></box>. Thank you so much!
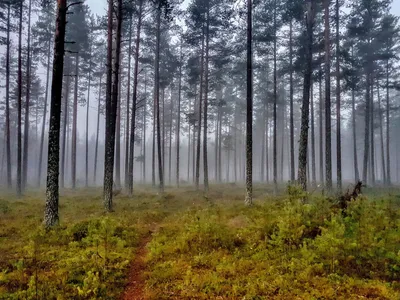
<box><xmin>121</xmin><ymin>231</ymin><xmax>153</xmax><ymax>300</ymax></box>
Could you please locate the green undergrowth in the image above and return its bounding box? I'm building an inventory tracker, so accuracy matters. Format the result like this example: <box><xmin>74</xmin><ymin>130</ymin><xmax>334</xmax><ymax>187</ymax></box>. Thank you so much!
<box><xmin>0</xmin><ymin>184</ymin><xmax>400</xmax><ymax>299</ymax></box>
<box><xmin>145</xmin><ymin>186</ymin><xmax>400</xmax><ymax>299</ymax></box>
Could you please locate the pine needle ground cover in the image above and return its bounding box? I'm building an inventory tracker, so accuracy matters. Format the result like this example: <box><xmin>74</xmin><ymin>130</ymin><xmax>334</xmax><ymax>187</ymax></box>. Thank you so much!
<box><xmin>0</xmin><ymin>185</ymin><xmax>399</xmax><ymax>299</ymax></box>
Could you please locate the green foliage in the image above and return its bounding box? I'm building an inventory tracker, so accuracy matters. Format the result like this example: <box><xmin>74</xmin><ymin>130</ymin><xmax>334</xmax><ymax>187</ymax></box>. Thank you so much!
<box><xmin>0</xmin><ymin>186</ymin><xmax>399</xmax><ymax>299</ymax></box>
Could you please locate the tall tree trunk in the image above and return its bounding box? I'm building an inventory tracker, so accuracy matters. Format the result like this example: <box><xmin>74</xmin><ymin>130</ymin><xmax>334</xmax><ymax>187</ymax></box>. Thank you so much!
<box><xmin>115</xmin><ymin>79</ymin><xmax>121</xmax><ymax>187</ymax></box>
<box><xmin>71</xmin><ymin>53</ymin><xmax>79</xmax><ymax>189</ymax></box>
<box><xmin>297</xmin><ymin>0</ymin><xmax>314</xmax><ymax>191</ymax></box>
<box><xmin>324</xmin><ymin>0</ymin><xmax>332</xmax><ymax>192</ymax></box>
<box><xmin>195</xmin><ymin>30</ymin><xmax>205</xmax><ymax>190</ymax></box>
<box><xmin>273</xmin><ymin>0</ymin><xmax>277</xmax><ymax>193</ymax></box>
<box><xmin>351</xmin><ymin>83</ymin><xmax>359</xmax><ymax>182</ymax></box>
<box><xmin>176</xmin><ymin>49</ymin><xmax>183</xmax><ymax>186</ymax></box>
<box><xmin>38</xmin><ymin>38</ymin><xmax>52</xmax><ymax>187</ymax></box>
<box><xmin>245</xmin><ymin>0</ymin><xmax>253</xmax><ymax>205</ymax></box>
<box><xmin>318</xmin><ymin>54</ymin><xmax>324</xmax><ymax>184</ymax></box>
<box><xmin>362</xmin><ymin>70</ymin><xmax>371</xmax><ymax>184</ymax></box>
<box><xmin>143</xmin><ymin>69</ymin><xmax>147</xmax><ymax>182</ymax></box>
<box><xmin>94</xmin><ymin>76</ymin><xmax>102</xmax><ymax>184</ymax></box>
<box><xmin>22</xmin><ymin>0</ymin><xmax>32</xmax><ymax>191</ymax></box>
<box><xmin>386</xmin><ymin>60</ymin><xmax>391</xmax><ymax>184</ymax></box>
<box><xmin>370</xmin><ymin>77</ymin><xmax>375</xmax><ymax>185</ymax></box>
<box><xmin>85</xmin><ymin>48</ymin><xmax>92</xmax><ymax>187</ymax></box>
<box><xmin>203</xmin><ymin>6</ymin><xmax>210</xmax><ymax>192</ymax></box>
<box><xmin>377</xmin><ymin>81</ymin><xmax>386</xmax><ymax>183</ymax></box>
<box><xmin>44</xmin><ymin>0</ymin><xmax>67</xmax><ymax>228</ymax></box>
<box><xmin>261</xmin><ymin>96</ymin><xmax>266</xmax><ymax>182</ymax></box>
<box><xmin>104</xmin><ymin>0</ymin><xmax>122</xmax><ymax>211</ymax></box>
<box><xmin>5</xmin><ymin>2</ymin><xmax>12</xmax><ymax>188</ymax></box>
<box><xmin>311</xmin><ymin>83</ymin><xmax>316</xmax><ymax>186</ymax></box>
<box><xmin>289</xmin><ymin>19</ymin><xmax>295</xmax><ymax>182</ymax></box>
<box><xmin>168</xmin><ymin>95</ymin><xmax>173</xmax><ymax>184</ymax></box>
<box><xmin>335</xmin><ymin>0</ymin><xmax>342</xmax><ymax>191</ymax></box>
<box><xmin>124</xmin><ymin>13</ymin><xmax>133</xmax><ymax>188</ymax></box>
<box><xmin>154</xmin><ymin>6</ymin><xmax>164</xmax><ymax>193</ymax></box>
<box><xmin>16</xmin><ymin>0</ymin><xmax>24</xmax><ymax>197</ymax></box>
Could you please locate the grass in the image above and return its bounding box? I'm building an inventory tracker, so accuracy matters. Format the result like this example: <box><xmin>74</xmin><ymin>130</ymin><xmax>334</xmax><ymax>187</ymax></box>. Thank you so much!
<box><xmin>0</xmin><ymin>184</ymin><xmax>399</xmax><ymax>299</ymax></box>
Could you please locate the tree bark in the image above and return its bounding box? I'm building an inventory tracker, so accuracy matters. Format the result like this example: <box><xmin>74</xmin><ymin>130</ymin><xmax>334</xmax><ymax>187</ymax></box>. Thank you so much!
<box><xmin>289</xmin><ymin>19</ymin><xmax>295</xmax><ymax>183</ymax></box>
<box><xmin>245</xmin><ymin>0</ymin><xmax>253</xmax><ymax>205</ymax></box>
<box><xmin>195</xmin><ymin>30</ymin><xmax>205</xmax><ymax>190</ymax></box>
<box><xmin>203</xmin><ymin>5</ymin><xmax>210</xmax><ymax>193</ymax></box>
<box><xmin>311</xmin><ymin>83</ymin><xmax>316</xmax><ymax>186</ymax></box>
<box><xmin>324</xmin><ymin>0</ymin><xmax>332</xmax><ymax>192</ymax></box>
<box><xmin>273</xmin><ymin>0</ymin><xmax>277</xmax><ymax>193</ymax></box>
<box><xmin>176</xmin><ymin>41</ymin><xmax>181</xmax><ymax>187</ymax></box>
<box><xmin>154</xmin><ymin>6</ymin><xmax>164</xmax><ymax>193</ymax></box>
<box><xmin>335</xmin><ymin>0</ymin><xmax>342</xmax><ymax>191</ymax></box>
<box><xmin>362</xmin><ymin>70</ymin><xmax>371</xmax><ymax>184</ymax></box>
<box><xmin>386</xmin><ymin>60</ymin><xmax>391</xmax><ymax>184</ymax></box>
<box><xmin>298</xmin><ymin>0</ymin><xmax>314</xmax><ymax>190</ymax></box>
<box><xmin>44</xmin><ymin>0</ymin><xmax>67</xmax><ymax>228</ymax></box>
<box><xmin>377</xmin><ymin>81</ymin><xmax>386</xmax><ymax>183</ymax></box>
<box><xmin>85</xmin><ymin>46</ymin><xmax>92</xmax><ymax>187</ymax></box>
<box><xmin>104</xmin><ymin>0</ymin><xmax>122</xmax><ymax>211</ymax></box>
<box><xmin>351</xmin><ymin>66</ymin><xmax>359</xmax><ymax>182</ymax></box>
<box><xmin>124</xmin><ymin>13</ymin><xmax>133</xmax><ymax>188</ymax></box>
<box><xmin>16</xmin><ymin>0</ymin><xmax>23</xmax><ymax>197</ymax></box>
<box><xmin>318</xmin><ymin>53</ymin><xmax>324</xmax><ymax>184</ymax></box>
<box><xmin>5</xmin><ymin>2</ymin><xmax>12</xmax><ymax>188</ymax></box>
<box><xmin>22</xmin><ymin>0</ymin><xmax>33</xmax><ymax>191</ymax></box>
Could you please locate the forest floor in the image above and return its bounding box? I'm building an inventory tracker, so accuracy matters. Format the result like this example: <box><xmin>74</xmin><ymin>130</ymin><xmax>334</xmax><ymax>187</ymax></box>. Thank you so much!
<box><xmin>0</xmin><ymin>183</ymin><xmax>400</xmax><ymax>299</ymax></box>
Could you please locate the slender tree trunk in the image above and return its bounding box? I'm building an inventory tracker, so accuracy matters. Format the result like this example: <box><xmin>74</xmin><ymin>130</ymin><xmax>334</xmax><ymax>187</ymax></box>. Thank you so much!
<box><xmin>168</xmin><ymin>95</ymin><xmax>173</xmax><ymax>184</ymax></box>
<box><xmin>154</xmin><ymin>6</ymin><xmax>164</xmax><ymax>193</ymax></box>
<box><xmin>324</xmin><ymin>0</ymin><xmax>332</xmax><ymax>192</ymax></box>
<box><xmin>298</xmin><ymin>0</ymin><xmax>314</xmax><ymax>191</ymax></box>
<box><xmin>71</xmin><ymin>53</ymin><xmax>79</xmax><ymax>189</ymax></box>
<box><xmin>195</xmin><ymin>30</ymin><xmax>205</xmax><ymax>190</ymax></box>
<box><xmin>38</xmin><ymin>38</ymin><xmax>52</xmax><ymax>187</ymax></box>
<box><xmin>143</xmin><ymin>69</ymin><xmax>147</xmax><ymax>182</ymax></box>
<box><xmin>115</xmin><ymin>80</ymin><xmax>121</xmax><ymax>187</ymax></box>
<box><xmin>5</xmin><ymin>2</ymin><xmax>12</xmax><ymax>188</ymax></box>
<box><xmin>273</xmin><ymin>0</ymin><xmax>277</xmax><ymax>193</ymax></box>
<box><xmin>176</xmin><ymin>47</ymin><xmax>182</xmax><ymax>186</ymax></box>
<box><xmin>261</xmin><ymin>96</ymin><xmax>266</xmax><ymax>182</ymax></box>
<box><xmin>377</xmin><ymin>81</ymin><xmax>386</xmax><ymax>183</ymax></box>
<box><xmin>362</xmin><ymin>70</ymin><xmax>371</xmax><ymax>184</ymax></box>
<box><xmin>386</xmin><ymin>60</ymin><xmax>391</xmax><ymax>184</ymax></box>
<box><xmin>16</xmin><ymin>0</ymin><xmax>24</xmax><ymax>197</ymax></box>
<box><xmin>245</xmin><ymin>0</ymin><xmax>253</xmax><ymax>205</ymax></box>
<box><xmin>44</xmin><ymin>0</ymin><xmax>67</xmax><ymax>228</ymax></box>
<box><xmin>203</xmin><ymin>6</ymin><xmax>210</xmax><ymax>192</ymax></box>
<box><xmin>94</xmin><ymin>76</ymin><xmax>102</xmax><ymax>184</ymax></box>
<box><xmin>85</xmin><ymin>48</ymin><xmax>92</xmax><ymax>187</ymax></box>
<box><xmin>311</xmin><ymin>83</ymin><xmax>316</xmax><ymax>186</ymax></box>
<box><xmin>22</xmin><ymin>0</ymin><xmax>33</xmax><ymax>191</ymax></box>
<box><xmin>289</xmin><ymin>19</ymin><xmax>295</xmax><ymax>183</ymax></box>
<box><xmin>351</xmin><ymin>87</ymin><xmax>359</xmax><ymax>182</ymax></box>
<box><xmin>218</xmin><ymin>101</ymin><xmax>222</xmax><ymax>182</ymax></box>
<box><xmin>104</xmin><ymin>0</ymin><xmax>122</xmax><ymax>211</ymax></box>
<box><xmin>318</xmin><ymin>55</ymin><xmax>324</xmax><ymax>184</ymax></box>
<box><xmin>335</xmin><ymin>0</ymin><xmax>342</xmax><ymax>191</ymax></box>
<box><xmin>370</xmin><ymin>77</ymin><xmax>375</xmax><ymax>185</ymax></box>
<box><xmin>124</xmin><ymin>14</ymin><xmax>133</xmax><ymax>187</ymax></box>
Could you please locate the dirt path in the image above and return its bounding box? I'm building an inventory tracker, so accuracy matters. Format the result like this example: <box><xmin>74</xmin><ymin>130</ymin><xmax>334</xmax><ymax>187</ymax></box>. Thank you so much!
<box><xmin>121</xmin><ymin>232</ymin><xmax>152</xmax><ymax>300</ymax></box>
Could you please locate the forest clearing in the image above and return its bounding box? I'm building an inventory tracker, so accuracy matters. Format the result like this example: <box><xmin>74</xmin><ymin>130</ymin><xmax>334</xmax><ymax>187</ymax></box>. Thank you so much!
<box><xmin>1</xmin><ymin>184</ymin><xmax>400</xmax><ymax>299</ymax></box>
